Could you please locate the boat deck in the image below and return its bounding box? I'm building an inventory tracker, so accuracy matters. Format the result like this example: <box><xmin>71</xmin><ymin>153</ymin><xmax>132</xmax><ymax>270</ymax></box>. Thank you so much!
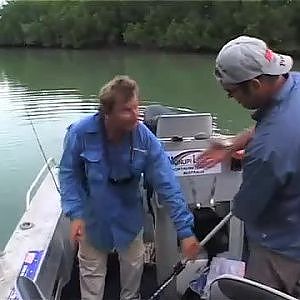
<box><xmin>61</xmin><ymin>252</ymin><xmax>158</xmax><ymax>300</ymax></box>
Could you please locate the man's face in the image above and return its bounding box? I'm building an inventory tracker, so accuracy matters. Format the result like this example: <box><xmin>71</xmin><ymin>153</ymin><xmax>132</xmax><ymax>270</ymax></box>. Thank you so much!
<box><xmin>223</xmin><ymin>79</ymin><xmax>269</xmax><ymax>110</ymax></box>
<box><xmin>108</xmin><ymin>94</ymin><xmax>140</xmax><ymax>132</ymax></box>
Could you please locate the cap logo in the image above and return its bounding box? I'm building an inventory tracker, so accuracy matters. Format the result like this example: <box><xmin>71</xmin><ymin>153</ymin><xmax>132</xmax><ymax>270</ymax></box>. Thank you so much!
<box><xmin>265</xmin><ymin>49</ymin><xmax>274</xmax><ymax>62</ymax></box>
<box><xmin>279</xmin><ymin>55</ymin><xmax>286</xmax><ymax>66</ymax></box>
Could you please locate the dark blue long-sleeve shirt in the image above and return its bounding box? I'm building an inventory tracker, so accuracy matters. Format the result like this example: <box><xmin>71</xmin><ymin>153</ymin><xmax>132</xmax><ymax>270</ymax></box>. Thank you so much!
<box><xmin>233</xmin><ymin>72</ymin><xmax>300</xmax><ymax>260</ymax></box>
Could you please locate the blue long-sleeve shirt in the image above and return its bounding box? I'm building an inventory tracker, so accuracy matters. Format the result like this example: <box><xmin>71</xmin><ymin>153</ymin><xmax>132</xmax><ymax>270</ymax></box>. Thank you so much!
<box><xmin>233</xmin><ymin>72</ymin><xmax>300</xmax><ymax>260</ymax></box>
<box><xmin>59</xmin><ymin>113</ymin><xmax>194</xmax><ymax>251</ymax></box>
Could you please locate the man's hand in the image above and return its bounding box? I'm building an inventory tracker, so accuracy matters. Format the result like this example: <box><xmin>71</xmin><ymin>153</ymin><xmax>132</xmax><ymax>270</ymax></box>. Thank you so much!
<box><xmin>196</xmin><ymin>142</ymin><xmax>232</xmax><ymax>169</ymax></box>
<box><xmin>181</xmin><ymin>236</ymin><xmax>201</xmax><ymax>260</ymax></box>
<box><xmin>196</xmin><ymin>128</ymin><xmax>254</xmax><ymax>169</ymax></box>
<box><xmin>70</xmin><ymin>219</ymin><xmax>85</xmax><ymax>243</ymax></box>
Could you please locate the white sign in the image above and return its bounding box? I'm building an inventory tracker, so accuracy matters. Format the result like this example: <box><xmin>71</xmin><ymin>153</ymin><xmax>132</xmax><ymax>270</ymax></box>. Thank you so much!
<box><xmin>167</xmin><ymin>149</ymin><xmax>221</xmax><ymax>177</ymax></box>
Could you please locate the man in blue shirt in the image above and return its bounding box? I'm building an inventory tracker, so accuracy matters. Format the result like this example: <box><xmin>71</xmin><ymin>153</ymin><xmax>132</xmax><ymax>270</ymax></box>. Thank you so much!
<box><xmin>198</xmin><ymin>36</ymin><xmax>300</xmax><ymax>297</ymax></box>
<box><xmin>59</xmin><ymin>75</ymin><xmax>200</xmax><ymax>300</ymax></box>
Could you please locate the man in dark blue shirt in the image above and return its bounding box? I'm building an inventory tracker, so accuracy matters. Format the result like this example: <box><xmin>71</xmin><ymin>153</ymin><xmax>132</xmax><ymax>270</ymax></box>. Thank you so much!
<box><xmin>198</xmin><ymin>36</ymin><xmax>300</xmax><ymax>297</ymax></box>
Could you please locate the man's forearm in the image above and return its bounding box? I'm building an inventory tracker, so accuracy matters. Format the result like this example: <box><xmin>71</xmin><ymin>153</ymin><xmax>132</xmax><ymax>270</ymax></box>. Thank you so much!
<box><xmin>230</xmin><ymin>127</ymin><xmax>254</xmax><ymax>152</ymax></box>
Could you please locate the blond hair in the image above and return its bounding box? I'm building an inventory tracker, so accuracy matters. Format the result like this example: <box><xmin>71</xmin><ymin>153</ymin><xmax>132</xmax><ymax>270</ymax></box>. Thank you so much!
<box><xmin>99</xmin><ymin>75</ymin><xmax>139</xmax><ymax>114</ymax></box>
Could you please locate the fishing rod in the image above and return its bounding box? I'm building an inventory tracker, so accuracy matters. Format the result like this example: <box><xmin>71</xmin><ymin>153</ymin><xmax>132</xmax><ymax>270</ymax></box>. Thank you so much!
<box><xmin>146</xmin><ymin>211</ymin><xmax>233</xmax><ymax>300</ymax></box>
<box><xmin>25</xmin><ymin>110</ymin><xmax>60</xmax><ymax>195</ymax></box>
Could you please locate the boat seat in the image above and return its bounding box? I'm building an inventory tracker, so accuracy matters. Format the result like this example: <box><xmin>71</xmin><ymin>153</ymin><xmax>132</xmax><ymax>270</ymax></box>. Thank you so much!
<box><xmin>209</xmin><ymin>274</ymin><xmax>298</xmax><ymax>300</ymax></box>
<box><xmin>142</xmin><ymin>104</ymin><xmax>192</xmax><ymax>232</ymax></box>
<box><xmin>143</xmin><ymin>104</ymin><xmax>188</xmax><ymax>135</ymax></box>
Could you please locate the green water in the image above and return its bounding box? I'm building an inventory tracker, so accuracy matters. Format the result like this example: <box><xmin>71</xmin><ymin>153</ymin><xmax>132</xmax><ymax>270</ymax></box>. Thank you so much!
<box><xmin>0</xmin><ymin>48</ymin><xmax>253</xmax><ymax>249</ymax></box>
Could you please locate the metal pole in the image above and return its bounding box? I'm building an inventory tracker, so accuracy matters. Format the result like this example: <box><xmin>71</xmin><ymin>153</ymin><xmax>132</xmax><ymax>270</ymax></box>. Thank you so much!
<box><xmin>146</xmin><ymin>211</ymin><xmax>233</xmax><ymax>300</ymax></box>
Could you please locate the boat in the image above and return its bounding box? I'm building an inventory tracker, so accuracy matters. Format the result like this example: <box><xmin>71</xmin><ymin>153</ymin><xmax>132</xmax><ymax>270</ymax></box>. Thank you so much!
<box><xmin>0</xmin><ymin>105</ymin><xmax>297</xmax><ymax>300</ymax></box>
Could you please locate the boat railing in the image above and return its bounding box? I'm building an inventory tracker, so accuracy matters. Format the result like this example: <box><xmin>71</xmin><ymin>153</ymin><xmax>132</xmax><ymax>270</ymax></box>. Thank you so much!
<box><xmin>25</xmin><ymin>157</ymin><xmax>57</xmax><ymax>211</ymax></box>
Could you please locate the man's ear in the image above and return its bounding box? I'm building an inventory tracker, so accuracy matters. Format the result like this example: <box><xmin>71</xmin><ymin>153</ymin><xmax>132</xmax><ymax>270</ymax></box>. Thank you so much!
<box><xmin>250</xmin><ymin>78</ymin><xmax>262</xmax><ymax>92</ymax></box>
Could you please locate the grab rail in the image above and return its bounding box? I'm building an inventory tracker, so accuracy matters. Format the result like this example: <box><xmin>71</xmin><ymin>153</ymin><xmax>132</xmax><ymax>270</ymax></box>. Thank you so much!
<box><xmin>25</xmin><ymin>157</ymin><xmax>57</xmax><ymax>211</ymax></box>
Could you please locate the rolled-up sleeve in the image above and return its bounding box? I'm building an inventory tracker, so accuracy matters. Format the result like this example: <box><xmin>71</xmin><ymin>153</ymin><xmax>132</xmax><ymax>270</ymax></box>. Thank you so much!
<box><xmin>233</xmin><ymin>141</ymin><xmax>287</xmax><ymax>224</ymax></box>
<box><xmin>59</xmin><ymin>126</ymin><xmax>86</xmax><ymax>219</ymax></box>
<box><xmin>144</xmin><ymin>131</ymin><xmax>194</xmax><ymax>239</ymax></box>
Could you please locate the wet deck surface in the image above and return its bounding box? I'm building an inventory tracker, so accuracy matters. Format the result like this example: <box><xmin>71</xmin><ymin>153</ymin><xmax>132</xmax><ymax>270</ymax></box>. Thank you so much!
<box><xmin>61</xmin><ymin>252</ymin><xmax>158</xmax><ymax>300</ymax></box>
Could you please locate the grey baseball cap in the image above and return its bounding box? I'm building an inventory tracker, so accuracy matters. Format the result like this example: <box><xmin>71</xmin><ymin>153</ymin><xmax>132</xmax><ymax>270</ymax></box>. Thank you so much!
<box><xmin>215</xmin><ymin>36</ymin><xmax>293</xmax><ymax>85</ymax></box>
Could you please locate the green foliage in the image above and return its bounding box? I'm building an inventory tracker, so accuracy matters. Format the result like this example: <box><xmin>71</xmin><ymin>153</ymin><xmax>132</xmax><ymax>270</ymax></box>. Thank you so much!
<box><xmin>0</xmin><ymin>0</ymin><xmax>299</xmax><ymax>53</ymax></box>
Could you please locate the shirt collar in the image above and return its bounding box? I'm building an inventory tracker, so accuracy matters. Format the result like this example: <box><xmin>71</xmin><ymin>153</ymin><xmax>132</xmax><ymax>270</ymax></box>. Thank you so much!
<box><xmin>273</xmin><ymin>72</ymin><xmax>294</xmax><ymax>103</ymax></box>
<box><xmin>252</xmin><ymin>73</ymin><xmax>294</xmax><ymax>121</ymax></box>
<box><xmin>85</xmin><ymin>112</ymin><xmax>101</xmax><ymax>133</ymax></box>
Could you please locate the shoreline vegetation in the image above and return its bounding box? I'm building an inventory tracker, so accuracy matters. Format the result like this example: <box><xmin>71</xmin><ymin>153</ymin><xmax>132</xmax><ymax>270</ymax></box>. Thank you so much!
<box><xmin>0</xmin><ymin>1</ymin><xmax>300</xmax><ymax>56</ymax></box>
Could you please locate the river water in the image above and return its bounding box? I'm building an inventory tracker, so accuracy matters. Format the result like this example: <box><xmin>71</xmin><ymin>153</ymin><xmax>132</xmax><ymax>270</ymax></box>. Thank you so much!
<box><xmin>0</xmin><ymin>48</ymin><xmax>253</xmax><ymax>249</ymax></box>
